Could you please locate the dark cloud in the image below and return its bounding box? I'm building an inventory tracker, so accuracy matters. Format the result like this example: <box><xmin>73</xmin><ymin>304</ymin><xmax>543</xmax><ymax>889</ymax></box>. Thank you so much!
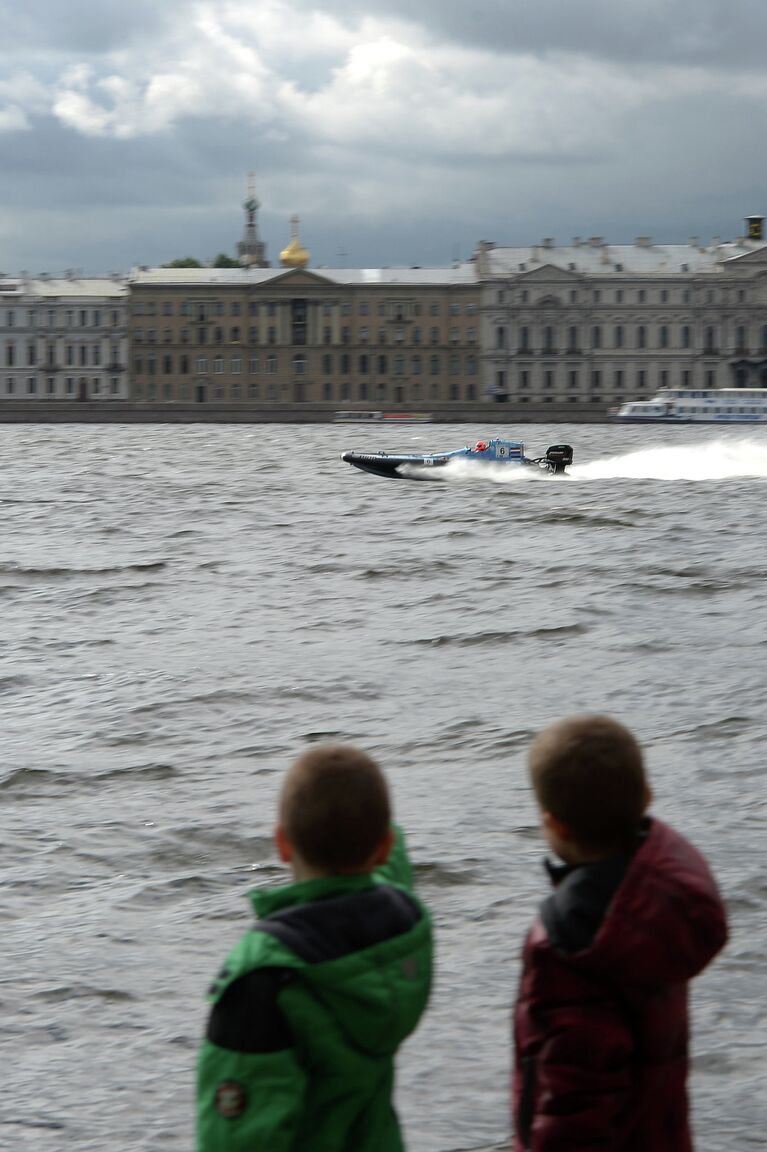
<box><xmin>298</xmin><ymin>0</ymin><xmax>767</xmax><ymax>68</ymax></box>
<box><xmin>0</xmin><ymin>0</ymin><xmax>172</xmax><ymax>54</ymax></box>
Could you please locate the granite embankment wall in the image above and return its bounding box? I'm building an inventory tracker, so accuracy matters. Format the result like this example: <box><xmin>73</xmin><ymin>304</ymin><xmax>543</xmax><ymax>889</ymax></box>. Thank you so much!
<box><xmin>0</xmin><ymin>402</ymin><xmax>610</xmax><ymax>424</ymax></box>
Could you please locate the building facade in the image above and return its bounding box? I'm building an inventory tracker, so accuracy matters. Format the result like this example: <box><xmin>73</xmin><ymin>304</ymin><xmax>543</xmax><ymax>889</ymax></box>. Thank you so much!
<box><xmin>477</xmin><ymin>228</ymin><xmax>767</xmax><ymax>409</ymax></box>
<box><xmin>128</xmin><ymin>265</ymin><xmax>481</xmax><ymax>407</ymax></box>
<box><xmin>0</xmin><ymin>277</ymin><xmax>129</xmax><ymax>401</ymax></box>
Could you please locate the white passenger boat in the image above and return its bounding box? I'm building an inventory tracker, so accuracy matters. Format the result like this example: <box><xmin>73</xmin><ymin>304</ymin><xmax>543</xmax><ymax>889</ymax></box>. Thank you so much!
<box><xmin>614</xmin><ymin>388</ymin><xmax>767</xmax><ymax>423</ymax></box>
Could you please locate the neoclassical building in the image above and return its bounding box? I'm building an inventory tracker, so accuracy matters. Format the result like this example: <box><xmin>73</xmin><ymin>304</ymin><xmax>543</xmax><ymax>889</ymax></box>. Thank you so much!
<box><xmin>0</xmin><ymin>276</ymin><xmax>129</xmax><ymax>401</ymax></box>
<box><xmin>477</xmin><ymin>220</ymin><xmax>767</xmax><ymax>408</ymax></box>
<box><xmin>128</xmin><ymin>261</ymin><xmax>481</xmax><ymax>408</ymax></box>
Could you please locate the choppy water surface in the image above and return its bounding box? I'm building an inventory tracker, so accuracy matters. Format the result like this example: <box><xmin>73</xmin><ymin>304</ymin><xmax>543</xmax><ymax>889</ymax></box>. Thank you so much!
<box><xmin>1</xmin><ymin>422</ymin><xmax>765</xmax><ymax>1151</ymax></box>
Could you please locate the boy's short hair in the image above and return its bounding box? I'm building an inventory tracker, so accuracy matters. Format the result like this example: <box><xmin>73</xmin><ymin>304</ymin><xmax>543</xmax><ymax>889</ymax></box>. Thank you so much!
<box><xmin>529</xmin><ymin>715</ymin><xmax>647</xmax><ymax>852</ymax></box>
<box><xmin>280</xmin><ymin>744</ymin><xmax>391</xmax><ymax>872</ymax></box>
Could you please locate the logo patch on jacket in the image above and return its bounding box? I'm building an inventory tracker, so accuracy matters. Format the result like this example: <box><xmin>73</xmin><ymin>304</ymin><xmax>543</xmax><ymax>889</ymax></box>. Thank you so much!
<box><xmin>215</xmin><ymin>1080</ymin><xmax>247</xmax><ymax>1118</ymax></box>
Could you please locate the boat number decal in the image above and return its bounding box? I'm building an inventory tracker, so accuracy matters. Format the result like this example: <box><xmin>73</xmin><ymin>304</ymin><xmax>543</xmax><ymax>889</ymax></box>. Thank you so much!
<box><xmin>423</xmin><ymin>458</ymin><xmax>434</xmax><ymax>466</ymax></box>
<box><xmin>497</xmin><ymin>444</ymin><xmax>509</xmax><ymax>458</ymax></box>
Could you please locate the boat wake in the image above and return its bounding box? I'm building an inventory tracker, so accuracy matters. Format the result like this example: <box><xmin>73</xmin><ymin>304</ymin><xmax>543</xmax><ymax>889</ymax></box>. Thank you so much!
<box><xmin>571</xmin><ymin>439</ymin><xmax>767</xmax><ymax>482</ymax></box>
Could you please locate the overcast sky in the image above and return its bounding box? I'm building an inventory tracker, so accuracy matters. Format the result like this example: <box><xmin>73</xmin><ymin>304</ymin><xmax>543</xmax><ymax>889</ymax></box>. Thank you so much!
<box><xmin>1</xmin><ymin>0</ymin><xmax>767</xmax><ymax>274</ymax></box>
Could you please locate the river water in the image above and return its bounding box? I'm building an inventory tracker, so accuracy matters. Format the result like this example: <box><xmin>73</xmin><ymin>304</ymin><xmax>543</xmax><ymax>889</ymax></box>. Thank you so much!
<box><xmin>1</xmin><ymin>422</ymin><xmax>765</xmax><ymax>1151</ymax></box>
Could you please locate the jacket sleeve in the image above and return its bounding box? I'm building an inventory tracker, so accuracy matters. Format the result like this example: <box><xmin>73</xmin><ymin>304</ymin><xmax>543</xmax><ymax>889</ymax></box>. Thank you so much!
<box><xmin>373</xmin><ymin>824</ymin><xmax>414</xmax><ymax>891</ymax></box>
<box><xmin>197</xmin><ymin>969</ymin><xmax>306</xmax><ymax>1152</ymax></box>
<box><xmin>514</xmin><ymin>952</ymin><xmax>635</xmax><ymax>1150</ymax></box>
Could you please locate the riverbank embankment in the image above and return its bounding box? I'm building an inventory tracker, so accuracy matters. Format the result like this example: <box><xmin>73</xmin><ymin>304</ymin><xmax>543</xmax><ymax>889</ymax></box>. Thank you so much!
<box><xmin>0</xmin><ymin>401</ymin><xmax>610</xmax><ymax>424</ymax></box>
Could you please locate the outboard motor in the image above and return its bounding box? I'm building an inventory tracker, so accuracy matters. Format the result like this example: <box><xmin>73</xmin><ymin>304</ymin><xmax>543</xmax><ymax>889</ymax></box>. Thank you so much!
<box><xmin>544</xmin><ymin>444</ymin><xmax>573</xmax><ymax>474</ymax></box>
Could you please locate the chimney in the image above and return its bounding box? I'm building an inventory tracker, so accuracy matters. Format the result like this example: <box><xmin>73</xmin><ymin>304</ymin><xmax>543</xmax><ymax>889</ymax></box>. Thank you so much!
<box><xmin>746</xmin><ymin>215</ymin><xmax>763</xmax><ymax>241</ymax></box>
<box><xmin>634</xmin><ymin>236</ymin><xmax>652</xmax><ymax>247</ymax></box>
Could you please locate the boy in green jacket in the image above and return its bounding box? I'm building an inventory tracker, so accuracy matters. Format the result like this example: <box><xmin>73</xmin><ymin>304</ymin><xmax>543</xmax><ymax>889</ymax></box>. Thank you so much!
<box><xmin>197</xmin><ymin>744</ymin><xmax>433</xmax><ymax>1151</ymax></box>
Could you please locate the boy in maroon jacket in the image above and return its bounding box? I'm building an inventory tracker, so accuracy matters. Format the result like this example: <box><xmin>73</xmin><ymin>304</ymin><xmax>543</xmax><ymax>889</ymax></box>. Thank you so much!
<box><xmin>513</xmin><ymin>715</ymin><xmax>728</xmax><ymax>1152</ymax></box>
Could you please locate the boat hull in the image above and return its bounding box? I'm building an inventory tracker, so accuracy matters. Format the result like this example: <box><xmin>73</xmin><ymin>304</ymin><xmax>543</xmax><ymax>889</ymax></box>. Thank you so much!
<box><xmin>341</xmin><ymin>439</ymin><xmax>573</xmax><ymax>479</ymax></box>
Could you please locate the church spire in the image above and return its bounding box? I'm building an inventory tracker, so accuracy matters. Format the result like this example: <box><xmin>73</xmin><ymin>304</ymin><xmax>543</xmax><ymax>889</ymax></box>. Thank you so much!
<box><xmin>237</xmin><ymin>173</ymin><xmax>269</xmax><ymax>267</ymax></box>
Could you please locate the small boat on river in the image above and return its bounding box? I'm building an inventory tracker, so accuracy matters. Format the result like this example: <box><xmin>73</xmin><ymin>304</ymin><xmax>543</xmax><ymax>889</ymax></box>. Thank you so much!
<box><xmin>341</xmin><ymin>437</ymin><xmax>573</xmax><ymax>480</ymax></box>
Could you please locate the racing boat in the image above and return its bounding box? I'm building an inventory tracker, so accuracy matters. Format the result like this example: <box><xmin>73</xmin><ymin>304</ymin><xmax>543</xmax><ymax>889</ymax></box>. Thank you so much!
<box><xmin>341</xmin><ymin>437</ymin><xmax>573</xmax><ymax>480</ymax></box>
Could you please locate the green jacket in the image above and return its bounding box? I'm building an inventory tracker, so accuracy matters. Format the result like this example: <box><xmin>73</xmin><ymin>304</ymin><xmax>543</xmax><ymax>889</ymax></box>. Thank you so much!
<box><xmin>197</xmin><ymin>829</ymin><xmax>432</xmax><ymax>1151</ymax></box>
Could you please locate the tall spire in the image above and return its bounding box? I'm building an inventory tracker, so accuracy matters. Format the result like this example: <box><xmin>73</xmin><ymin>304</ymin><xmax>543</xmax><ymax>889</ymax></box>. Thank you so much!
<box><xmin>237</xmin><ymin>173</ymin><xmax>269</xmax><ymax>267</ymax></box>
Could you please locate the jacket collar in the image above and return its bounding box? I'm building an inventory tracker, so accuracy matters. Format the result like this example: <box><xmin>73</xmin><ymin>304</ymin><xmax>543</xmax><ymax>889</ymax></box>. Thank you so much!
<box><xmin>250</xmin><ymin>871</ymin><xmax>376</xmax><ymax>918</ymax></box>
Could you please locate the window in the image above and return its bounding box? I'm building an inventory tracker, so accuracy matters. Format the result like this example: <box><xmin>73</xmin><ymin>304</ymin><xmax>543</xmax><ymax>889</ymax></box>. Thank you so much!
<box><xmin>293</xmin><ymin>354</ymin><xmax>306</xmax><ymax>374</ymax></box>
<box><xmin>267</xmin><ymin>355</ymin><xmax>277</xmax><ymax>373</ymax></box>
<box><xmin>231</xmin><ymin>327</ymin><xmax>240</xmax><ymax>342</ymax></box>
<box><xmin>214</xmin><ymin>327</ymin><xmax>224</xmax><ymax>344</ymax></box>
<box><xmin>661</xmin><ymin>290</ymin><xmax>668</xmax><ymax>303</ymax></box>
<box><xmin>637</xmin><ymin>369</ymin><xmax>645</xmax><ymax>389</ymax></box>
<box><xmin>395</xmin><ymin>355</ymin><xmax>405</xmax><ymax>376</ymax></box>
<box><xmin>467</xmin><ymin>327</ymin><xmax>476</xmax><ymax>343</ymax></box>
<box><xmin>214</xmin><ymin>357</ymin><xmax>224</xmax><ymax>373</ymax></box>
<box><xmin>322</xmin><ymin>354</ymin><xmax>333</xmax><ymax>374</ymax></box>
<box><xmin>519</xmin><ymin>327</ymin><xmax>530</xmax><ymax>352</ymax></box>
<box><xmin>231</xmin><ymin>301</ymin><xmax>241</xmax><ymax>316</ymax></box>
<box><xmin>614</xmin><ymin>370</ymin><xmax>623</xmax><ymax>389</ymax></box>
<box><xmin>163</xmin><ymin>355</ymin><xmax>172</xmax><ymax>374</ymax></box>
<box><xmin>659</xmin><ymin>325</ymin><xmax>668</xmax><ymax>348</ymax></box>
<box><xmin>496</xmin><ymin>326</ymin><xmax>507</xmax><ymax>350</ymax></box>
<box><xmin>249</xmin><ymin>356</ymin><xmax>259</xmax><ymax>374</ymax></box>
<box><xmin>248</xmin><ymin>381</ymin><xmax>259</xmax><ymax>399</ymax></box>
<box><xmin>231</xmin><ymin>358</ymin><xmax>241</xmax><ymax>374</ymax></box>
<box><xmin>567</xmin><ymin>326</ymin><xmax>578</xmax><ymax>352</ymax></box>
<box><xmin>180</xmin><ymin>355</ymin><xmax>189</xmax><ymax>374</ymax></box>
<box><xmin>377</xmin><ymin>354</ymin><xmax>387</xmax><ymax>374</ymax></box>
<box><xmin>450</xmin><ymin>355</ymin><xmax>460</xmax><ymax>375</ymax></box>
<box><xmin>735</xmin><ymin>325</ymin><xmax>746</xmax><ymax>350</ymax></box>
<box><xmin>568</xmin><ymin>370</ymin><xmax>578</xmax><ymax>390</ymax></box>
<box><xmin>615</xmin><ymin>289</ymin><xmax>623</xmax><ymax>303</ymax></box>
<box><xmin>430</xmin><ymin>302</ymin><xmax>441</xmax><ymax>315</ymax></box>
<box><xmin>681</xmin><ymin>325</ymin><xmax>691</xmax><ymax>349</ymax></box>
<box><xmin>340</xmin><ymin>354</ymin><xmax>350</xmax><ymax>374</ymax></box>
<box><xmin>591</xmin><ymin>326</ymin><xmax>601</xmax><ymax>349</ymax></box>
<box><xmin>638</xmin><ymin>289</ymin><xmax>646</xmax><ymax>303</ymax></box>
<box><xmin>27</xmin><ymin>377</ymin><xmax>36</xmax><ymax>395</ymax></box>
<box><xmin>637</xmin><ymin>326</ymin><xmax>646</xmax><ymax>349</ymax></box>
<box><xmin>593</xmin><ymin>290</ymin><xmax>600</xmax><ymax>303</ymax></box>
<box><xmin>359</xmin><ymin>354</ymin><xmax>369</xmax><ymax>374</ymax></box>
<box><xmin>430</xmin><ymin>327</ymin><xmax>439</xmax><ymax>345</ymax></box>
<box><xmin>614</xmin><ymin>326</ymin><xmax>623</xmax><ymax>348</ymax></box>
<box><xmin>267</xmin><ymin>327</ymin><xmax>276</xmax><ymax>344</ymax></box>
<box><xmin>163</xmin><ymin>302</ymin><xmax>173</xmax><ymax>316</ymax></box>
<box><xmin>196</xmin><ymin>356</ymin><xmax>208</xmax><ymax>372</ymax></box>
<box><xmin>543</xmin><ymin>326</ymin><xmax>555</xmax><ymax>353</ymax></box>
<box><xmin>429</xmin><ymin>355</ymin><xmax>440</xmax><ymax>375</ymax></box>
<box><xmin>359</xmin><ymin>301</ymin><xmax>369</xmax><ymax>315</ymax></box>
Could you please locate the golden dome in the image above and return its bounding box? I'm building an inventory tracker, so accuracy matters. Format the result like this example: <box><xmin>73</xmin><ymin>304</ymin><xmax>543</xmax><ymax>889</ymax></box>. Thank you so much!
<box><xmin>280</xmin><ymin>215</ymin><xmax>310</xmax><ymax>268</ymax></box>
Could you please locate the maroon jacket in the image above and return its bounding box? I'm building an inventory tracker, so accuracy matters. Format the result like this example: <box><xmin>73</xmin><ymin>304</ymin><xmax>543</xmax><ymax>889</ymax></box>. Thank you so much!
<box><xmin>513</xmin><ymin>818</ymin><xmax>728</xmax><ymax>1151</ymax></box>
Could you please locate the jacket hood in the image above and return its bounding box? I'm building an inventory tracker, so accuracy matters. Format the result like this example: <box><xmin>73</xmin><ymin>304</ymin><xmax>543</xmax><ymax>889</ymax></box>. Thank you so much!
<box><xmin>551</xmin><ymin>819</ymin><xmax>728</xmax><ymax>988</ymax></box>
<box><xmin>297</xmin><ymin>914</ymin><xmax>432</xmax><ymax>1058</ymax></box>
